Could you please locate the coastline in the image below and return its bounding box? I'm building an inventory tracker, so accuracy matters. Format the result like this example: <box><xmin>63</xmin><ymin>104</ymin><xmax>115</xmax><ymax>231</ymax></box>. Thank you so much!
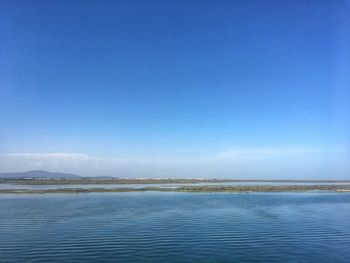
<box><xmin>1</xmin><ymin>178</ymin><xmax>350</xmax><ymax>185</ymax></box>
<box><xmin>1</xmin><ymin>184</ymin><xmax>350</xmax><ymax>194</ymax></box>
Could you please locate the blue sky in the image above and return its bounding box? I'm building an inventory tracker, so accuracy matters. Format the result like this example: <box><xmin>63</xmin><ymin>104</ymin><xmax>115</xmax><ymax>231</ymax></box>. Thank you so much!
<box><xmin>0</xmin><ymin>0</ymin><xmax>349</xmax><ymax>178</ymax></box>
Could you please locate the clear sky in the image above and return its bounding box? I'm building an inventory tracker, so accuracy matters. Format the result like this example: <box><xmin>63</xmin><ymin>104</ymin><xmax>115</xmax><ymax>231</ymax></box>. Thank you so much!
<box><xmin>1</xmin><ymin>0</ymin><xmax>349</xmax><ymax>178</ymax></box>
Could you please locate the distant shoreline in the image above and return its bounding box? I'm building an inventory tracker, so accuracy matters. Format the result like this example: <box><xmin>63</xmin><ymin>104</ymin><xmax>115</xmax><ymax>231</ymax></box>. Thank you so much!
<box><xmin>1</xmin><ymin>184</ymin><xmax>350</xmax><ymax>194</ymax></box>
<box><xmin>1</xmin><ymin>178</ymin><xmax>350</xmax><ymax>185</ymax></box>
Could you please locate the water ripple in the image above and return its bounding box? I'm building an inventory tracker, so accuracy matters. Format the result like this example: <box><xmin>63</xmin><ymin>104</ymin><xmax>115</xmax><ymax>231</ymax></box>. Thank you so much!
<box><xmin>1</xmin><ymin>192</ymin><xmax>350</xmax><ymax>262</ymax></box>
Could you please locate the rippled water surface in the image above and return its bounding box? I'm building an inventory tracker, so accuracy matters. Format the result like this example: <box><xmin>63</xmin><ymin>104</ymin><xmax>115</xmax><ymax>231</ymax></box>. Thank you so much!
<box><xmin>1</xmin><ymin>192</ymin><xmax>350</xmax><ymax>262</ymax></box>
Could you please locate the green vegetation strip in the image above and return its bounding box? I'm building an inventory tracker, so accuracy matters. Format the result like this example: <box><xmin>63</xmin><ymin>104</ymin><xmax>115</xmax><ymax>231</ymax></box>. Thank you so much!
<box><xmin>1</xmin><ymin>185</ymin><xmax>350</xmax><ymax>194</ymax></box>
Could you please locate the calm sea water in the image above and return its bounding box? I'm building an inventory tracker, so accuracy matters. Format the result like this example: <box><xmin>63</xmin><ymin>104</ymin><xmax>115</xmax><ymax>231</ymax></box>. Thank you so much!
<box><xmin>1</xmin><ymin>192</ymin><xmax>350</xmax><ymax>262</ymax></box>
<box><xmin>1</xmin><ymin>181</ymin><xmax>349</xmax><ymax>190</ymax></box>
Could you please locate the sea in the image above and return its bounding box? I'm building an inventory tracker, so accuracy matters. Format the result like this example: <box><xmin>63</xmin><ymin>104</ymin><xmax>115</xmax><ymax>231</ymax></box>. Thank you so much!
<box><xmin>0</xmin><ymin>192</ymin><xmax>350</xmax><ymax>262</ymax></box>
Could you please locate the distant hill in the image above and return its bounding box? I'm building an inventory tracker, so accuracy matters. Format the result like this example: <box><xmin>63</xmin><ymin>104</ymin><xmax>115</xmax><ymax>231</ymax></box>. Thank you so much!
<box><xmin>0</xmin><ymin>170</ymin><xmax>80</xmax><ymax>179</ymax></box>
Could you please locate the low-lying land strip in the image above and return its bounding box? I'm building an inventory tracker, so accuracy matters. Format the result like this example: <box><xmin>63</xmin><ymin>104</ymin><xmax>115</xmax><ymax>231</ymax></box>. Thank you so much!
<box><xmin>1</xmin><ymin>178</ymin><xmax>350</xmax><ymax>185</ymax></box>
<box><xmin>1</xmin><ymin>184</ymin><xmax>350</xmax><ymax>194</ymax></box>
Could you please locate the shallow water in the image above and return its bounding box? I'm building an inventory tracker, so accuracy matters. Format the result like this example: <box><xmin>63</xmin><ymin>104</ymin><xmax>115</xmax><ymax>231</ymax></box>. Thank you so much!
<box><xmin>1</xmin><ymin>181</ymin><xmax>349</xmax><ymax>190</ymax></box>
<box><xmin>1</xmin><ymin>192</ymin><xmax>350</xmax><ymax>262</ymax></box>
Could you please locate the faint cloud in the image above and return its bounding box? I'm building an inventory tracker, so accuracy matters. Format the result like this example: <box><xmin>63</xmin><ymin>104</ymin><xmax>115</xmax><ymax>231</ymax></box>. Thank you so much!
<box><xmin>215</xmin><ymin>148</ymin><xmax>331</xmax><ymax>160</ymax></box>
<box><xmin>0</xmin><ymin>148</ymin><xmax>349</xmax><ymax>179</ymax></box>
<box><xmin>6</xmin><ymin>153</ymin><xmax>97</xmax><ymax>161</ymax></box>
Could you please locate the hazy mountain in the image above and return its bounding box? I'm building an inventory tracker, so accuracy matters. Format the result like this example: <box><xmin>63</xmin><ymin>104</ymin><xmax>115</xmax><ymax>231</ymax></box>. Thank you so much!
<box><xmin>0</xmin><ymin>170</ymin><xmax>80</xmax><ymax>179</ymax></box>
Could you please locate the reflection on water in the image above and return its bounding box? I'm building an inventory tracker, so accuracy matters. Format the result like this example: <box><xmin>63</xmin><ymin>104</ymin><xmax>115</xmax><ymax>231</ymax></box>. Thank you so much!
<box><xmin>0</xmin><ymin>192</ymin><xmax>350</xmax><ymax>262</ymax></box>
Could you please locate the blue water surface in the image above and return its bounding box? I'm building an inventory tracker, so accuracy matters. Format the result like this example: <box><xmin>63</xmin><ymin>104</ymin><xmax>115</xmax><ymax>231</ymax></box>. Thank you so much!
<box><xmin>0</xmin><ymin>192</ymin><xmax>350</xmax><ymax>262</ymax></box>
